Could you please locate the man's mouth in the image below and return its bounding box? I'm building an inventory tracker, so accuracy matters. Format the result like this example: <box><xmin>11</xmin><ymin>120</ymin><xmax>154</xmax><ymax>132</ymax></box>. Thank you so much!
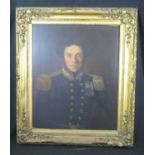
<box><xmin>70</xmin><ymin>64</ymin><xmax>78</xmax><ymax>68</ymax></box>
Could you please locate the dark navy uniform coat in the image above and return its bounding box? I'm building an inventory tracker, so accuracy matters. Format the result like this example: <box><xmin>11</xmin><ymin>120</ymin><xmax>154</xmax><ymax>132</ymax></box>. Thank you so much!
<box><xmin>33</xmin><ymin>69</ymin><xmax>114</xmax><ymax>129</ymax></box>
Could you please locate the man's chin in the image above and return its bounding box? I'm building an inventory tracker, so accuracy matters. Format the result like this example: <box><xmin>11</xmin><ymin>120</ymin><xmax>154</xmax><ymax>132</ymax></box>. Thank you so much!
<box><xmin>69</xmin><ymin>68</ymin><xmax>80</xmax><ymax>73</ymax></box>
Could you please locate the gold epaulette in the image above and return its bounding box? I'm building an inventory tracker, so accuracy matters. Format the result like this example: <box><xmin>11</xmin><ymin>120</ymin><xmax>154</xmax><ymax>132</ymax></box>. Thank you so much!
<box><xmin>36</xmin><ymin>74</ymin><xmax>52</xmax><ymax>91</ymax></box>
<box><xmin>90</xmin><ymin>74</ymin><xmax>104</xmax><ymax>91</ymax></box>
<box><xmin>36</xmin><ymin>70</ymin><xmax>61</xmax><ymax>91</ymax></box>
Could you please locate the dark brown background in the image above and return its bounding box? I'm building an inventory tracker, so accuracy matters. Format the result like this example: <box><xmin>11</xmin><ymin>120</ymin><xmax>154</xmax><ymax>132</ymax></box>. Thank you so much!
<box><xmin>11</xmin><ymin>0</ymin><xmax>144</xmax><ymax>155</ymax></box>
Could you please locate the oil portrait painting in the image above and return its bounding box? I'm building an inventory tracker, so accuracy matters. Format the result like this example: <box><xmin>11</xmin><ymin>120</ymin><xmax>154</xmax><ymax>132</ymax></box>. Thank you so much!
<box><xmin>33</xmin><ymin>25</ymin><xmax>119</xmax><ymax>130</ymax></box>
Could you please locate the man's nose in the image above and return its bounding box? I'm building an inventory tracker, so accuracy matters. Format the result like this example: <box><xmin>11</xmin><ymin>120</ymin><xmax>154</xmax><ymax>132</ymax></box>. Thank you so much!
<box><xmin>72</xmin><ymin>56</ymin><xmax>77</xmax><ymax>63</ymax></box>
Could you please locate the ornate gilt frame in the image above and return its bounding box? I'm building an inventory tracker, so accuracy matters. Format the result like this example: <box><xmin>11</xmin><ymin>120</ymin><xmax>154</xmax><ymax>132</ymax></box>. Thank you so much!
<box><xmin>16</xmin><ymin>7</ymin><xmax>137</xmax><ymax>147</ymax></box>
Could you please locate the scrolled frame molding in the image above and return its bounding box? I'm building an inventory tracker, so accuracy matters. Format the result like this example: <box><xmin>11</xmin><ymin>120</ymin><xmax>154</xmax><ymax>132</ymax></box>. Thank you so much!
<box><xmin>16</xmin><ymin>7</ymin><xmax>137</xmax><ymax>147</ymax></box>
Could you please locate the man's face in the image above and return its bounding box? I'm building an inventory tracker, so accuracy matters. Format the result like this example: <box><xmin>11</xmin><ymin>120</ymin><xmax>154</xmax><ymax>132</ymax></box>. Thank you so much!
<box><xmin>64</xmin><ymin>44</ymin><xmax>83</xmax><ymax>72</ymax></box>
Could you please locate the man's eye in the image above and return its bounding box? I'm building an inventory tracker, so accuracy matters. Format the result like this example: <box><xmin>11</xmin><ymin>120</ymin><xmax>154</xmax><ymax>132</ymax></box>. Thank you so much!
<box><xmin>76</xmin><ymin>55</ymin><xmax>82</xmax><ymax>59</ymax></box>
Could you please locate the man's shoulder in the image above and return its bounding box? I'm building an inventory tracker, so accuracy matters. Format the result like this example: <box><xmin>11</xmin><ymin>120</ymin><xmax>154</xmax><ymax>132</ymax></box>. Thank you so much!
<box><xmin>36</xmin><ymin>70</ymin><xmax>62</xmax><ymax>91</ymax></box>
<box><xmin>51</xmin><ymin>70</ymin><xmax>64</xmax><ymax>81</ymax></box>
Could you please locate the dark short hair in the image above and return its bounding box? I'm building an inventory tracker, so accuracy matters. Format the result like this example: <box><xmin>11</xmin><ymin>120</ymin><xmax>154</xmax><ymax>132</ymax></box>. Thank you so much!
<box><xmin>56</xmin><ymin>39</ymin><xmax>90</xmax><ymax>57</ymax></box>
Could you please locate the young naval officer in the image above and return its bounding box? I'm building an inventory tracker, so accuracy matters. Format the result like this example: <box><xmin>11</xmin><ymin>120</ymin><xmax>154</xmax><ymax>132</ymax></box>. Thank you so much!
<box><xmin>33</xmin><ymin>42</ymin><xmax>114</xmax><ymax>130</ymax></box>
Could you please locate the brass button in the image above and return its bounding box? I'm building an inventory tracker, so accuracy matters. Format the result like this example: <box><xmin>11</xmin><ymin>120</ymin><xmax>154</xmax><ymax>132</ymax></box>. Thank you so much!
<box><xmin>70</xmin><ymin>89</ymin><xmax>74</xmax><ymax>93</ymax></box>
<box><xmin>80</xmin><ymin>83</ymin><xmax>84</xmax><ymax>86</ymax></box>
<box><xmin>70</xmin><ymin>83</ymin><xmax>73</xmax><ymax>87</ymax></box>
<box><xmin>68</xmin><ymin>122</ymin><xmax>72</xmax><ymax>126</ymax></box>
<box><xmin>70</xmin><ymin>108</ymin><xmax>74</xmax><ymax>112</ymax></box>
<box><xmin>78</xmin><ymin>116</ymin><xmax>82</xmax><ymax>120</ymax></box>
<box><xmin>80</xmin><ymin>102</ymin><xmax>84</xmax><ymax>106</ymax></box>
<box><xmin>81</xmin><ymin>89</ymin><xmax>84</xmax><ymax>93</ymax></box>
<box><xmin>69</xmin><ymin>115</ymin><xmax>73</xmax><ymax>119</ymax></box>
<box><xmin>70</xmin><ymin>96</ymin><xmax>74</xmax><ymax>99</ymax></box>
<box><xmin>70</xmin><ymin>102</ymin><xmax>74</xmax><ymax>106</ymax></box>
<box><xmin>80</xmin><ymin>96</ymin><xmax>84</xmax><ymax>100</ymax></box>
<box><xmin>80</xmin><ymin>109</ymin><xmax>83</xmax><ymax>113</ymax></box>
